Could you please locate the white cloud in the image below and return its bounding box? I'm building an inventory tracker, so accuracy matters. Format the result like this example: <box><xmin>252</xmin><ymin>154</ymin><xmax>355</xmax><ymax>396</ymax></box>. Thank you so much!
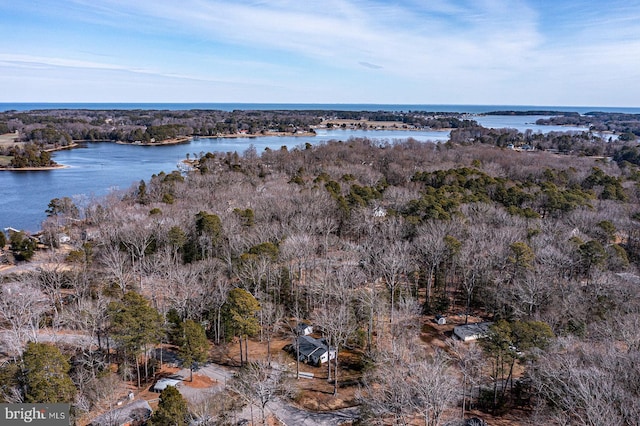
<box><xmin>54</xmin><ymin>0</ymin><xmax>543</xmax><ymax>74</ymax></box>
<box><xmin>2</xmin><ymin>0</ymin><xmax>640</xmax><ymax>104</ymax></box>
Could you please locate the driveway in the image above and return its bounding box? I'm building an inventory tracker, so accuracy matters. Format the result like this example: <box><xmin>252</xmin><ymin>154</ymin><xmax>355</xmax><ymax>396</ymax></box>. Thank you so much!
<box><xmin>270</xmin><ymin>401</ymin><xmax>359</xmax><ymax>426</ymax></box>
<box><xmin>172</xmin><ymin>363</ymin><xmax>232</xmax><ymax>403</ymax></box>
<box><xmin>170</xmin><ymin>363</ymin><xmax>360</xmax><ymax>425</ymax></box>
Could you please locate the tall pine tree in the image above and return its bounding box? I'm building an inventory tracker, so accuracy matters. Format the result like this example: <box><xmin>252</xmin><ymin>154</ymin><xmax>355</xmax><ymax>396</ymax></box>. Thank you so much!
<box><xmin>21</xmin><ymin>342</ymin><xmax>76</xmax><ymax>403</ymax></box>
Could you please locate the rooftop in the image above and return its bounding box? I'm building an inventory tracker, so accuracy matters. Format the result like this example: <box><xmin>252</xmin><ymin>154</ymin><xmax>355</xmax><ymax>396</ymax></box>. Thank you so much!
<box><xmin>453</xmin><ymin>322</ymin><xmax>493</xmax><ymax>341</ymax></box>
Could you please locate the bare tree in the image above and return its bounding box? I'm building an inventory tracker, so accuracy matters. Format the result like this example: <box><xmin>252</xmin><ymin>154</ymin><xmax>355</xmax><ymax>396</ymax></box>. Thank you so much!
<box><xmin>99</xmin><ymin>242</ymin><xmax>133</xmax><ymax>294</ymax></box>
<box><xmin>81</xmin><ymin>372</ymin><xmax>127</xmax><ymax>416</ymax></box>
<box><xmin>615</xmin><ymin>312</ymin><xmax>640</xmax><ymax>353</ymax></box>
<box><xmin>61</xmin><ymin>293</ymin><xmax>110</xmax><ymax>352</ymax></box>
<box><xmin>118</xmin><ymin>221</ymin><xmax>157</xmax><ymax>291</ymax></box>
<box><xmin>509</xmin><ymin>270</ymin><xmax>553</xmax><ymax>320</ymax></box>
<box><xmin>34</xmin><ymin>253</ymin><xmax>68</xmax><ymax>323</ymax></box>
<box><xmin>388</xmin><ymin>296</ymin><xmax>421</xmax><ymax>359</ymax></box>
<box><xmin>207</xmin><ymin>274</ymin><xmax>231</xmax><ymax>345</ymax></box>
<box><xmin>415</xmin><ymin>221</ymin><xmax>452</xmax><ymax>312</ymax></box>
<box><xmin>448</xmin><ymin>339</ymin><xmax>483</xmax><ymax>419</ymax></box>
<box><xmin>457</xmin><ymin>231</ymin><xmax>491</xmax><ymax>324</ymax></box>
<box><xmin>190</xmin><ymin>388</ymin><xmax>243</xmax><ymax>425</ymax></box>
<box><xmin>235</xmin><ymin>253</ymin><xmax>271</xmax><ymax>296</ymax></box>
<box><xmin>315</xmin><ymin>297</ymin><xmax>357</xmax><ymax>396</ymax></box>
<box><xmin>363</xmin><ymin>239</ymin><xmax>412</xmax><ymax>324</ymax></box>
<box><xmin>410</xmin><ymin>351</ymin><xmax>460</xmax><ymax>426</ymax></box>
<box><xmin>355</xmin><ymin>279</ymin><xmax>386</xmax><ymax>353</ymax></box>
<box><xmin>530</xmin><ymin>337</ymin><xmax>631</xmax><ymax>426</ymax></box>
<box><xmin>280</xmin><ymin>232</ymin><xmax>318</xmax><ymax>311</ymax></box>
<box><xmin>359</xmin><ymin>348</ymin><xmax>459</xmax><ymax>426</ymax></box>
<box><xmin>227</xmin><ymin>360</ymin><xmax>292</xmax><ymax>426</ymax></box>
<box><xmin>260</xmin><ymin>299</ymin><xmax>283</xmax><ymax>367</ymax></box>
<box><xmin>358</xmin><ymin>351</ymin><xmax>415</xmax><ymax>426</ymax></box>
<box><xmin>0</xmin><ymin>280</ymin><xmax>50</xmax><ymax>356</ymax></box>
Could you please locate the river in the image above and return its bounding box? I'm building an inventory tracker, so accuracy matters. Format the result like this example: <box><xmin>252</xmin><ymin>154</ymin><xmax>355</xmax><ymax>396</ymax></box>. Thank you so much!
<box><xmin>1</xmin><ymin>118</ymin><xmax>588</xmax><ymax>233</ymax></box>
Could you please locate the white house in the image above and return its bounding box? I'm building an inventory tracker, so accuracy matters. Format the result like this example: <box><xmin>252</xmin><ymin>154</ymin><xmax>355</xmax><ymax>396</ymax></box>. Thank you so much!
<box><xmin>296</xmin><ymin>323</ymin><xmax>313</xmax><ymax>336</ymax></box>
<box><xmin>152</xmin><ymin>377</ymin><xmax>181</xmax><ymax>392</ymax></box>
<box><xmin>373</xmin><ymin>206</ymin><xmax>387</xmax><ymax>218</ymax></box>
<box><xmin>294</xmin><ymin>335</ymin><xmax>336</xmax><ymax>365</ymax></box>
<box><xmin>453</xmin><ymin>322</ymin><xmax>493</xmax><ymax>342</ymax></box>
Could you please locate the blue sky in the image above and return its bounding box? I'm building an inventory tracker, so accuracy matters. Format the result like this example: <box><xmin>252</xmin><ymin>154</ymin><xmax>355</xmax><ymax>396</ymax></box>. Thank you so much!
<box><xmin>1</xmin><ymin>0</ymin><xmax>639</xmax><ymax>106</ymax></box>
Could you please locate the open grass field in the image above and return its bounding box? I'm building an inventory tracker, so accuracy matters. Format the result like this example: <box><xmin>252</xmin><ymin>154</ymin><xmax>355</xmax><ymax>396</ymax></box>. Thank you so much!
<box><xmin>0</xmin><ymin>132</ymin><xmax>19</xmax><ymax>148</ymax></box>
<box><xmin>324</xmin><ymin>119</ymin><xmax>407</xmax><ymax>129</ymax></box>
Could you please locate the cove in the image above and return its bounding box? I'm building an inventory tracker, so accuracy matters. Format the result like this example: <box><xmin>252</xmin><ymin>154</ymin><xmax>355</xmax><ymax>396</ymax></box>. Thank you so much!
<box><xmin>1</xmin><ymin>129</ymin><xmax>449</xmax><ymax>232</ymax></box>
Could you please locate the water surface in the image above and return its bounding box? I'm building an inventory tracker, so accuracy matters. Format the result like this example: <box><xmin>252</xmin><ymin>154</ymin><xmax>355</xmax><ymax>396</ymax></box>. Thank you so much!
<box><xmin>0</xmin><ymin>117</ymin><xmax>600</xmax><ymax>233</ymax></box>
<box><xmin>1</xmin><ymin>129</ymin><xmax>447</xmax><ymax>232</ymax></box>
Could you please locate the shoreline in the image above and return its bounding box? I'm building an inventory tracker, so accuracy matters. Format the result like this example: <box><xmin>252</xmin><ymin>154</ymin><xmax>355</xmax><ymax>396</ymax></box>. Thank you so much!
<box><xmin>317</xmin><ymin>120</ymin><xmax>452</xmax><ymax>132</ymax></box>
<box><xmin>0</xmin><ymin>141</ymin><xmax>77</xmax><ymax>170</ymax></box>
<box><xmin>199</xmin><ymin>131</ymin><xmax>317</xmax><ymax>139</ymax></box>
<box><xmin>115</xmin><ymin>136</ymin><xmax>193</xmax><ymax>146</ymax></box>
<box><xmin>0</xmin><ymin>164</ymin><xmax>69</xmax><ymax>171</ymax></box>
<box><xmin>0</xmin><ymin>132</ymin><xmax>316</xmax><ymax>170</ymax></box>
<box><xmin>44</xmin><ymin>142</ymin><xmax>81</xmax><ymax>152</ymax></box>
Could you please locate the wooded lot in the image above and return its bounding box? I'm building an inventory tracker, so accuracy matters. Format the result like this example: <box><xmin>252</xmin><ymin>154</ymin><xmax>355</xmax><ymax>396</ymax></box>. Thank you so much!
<box><xmin>2</xmin><ymin>110</ymin><xmax>640</xmax><ymax>425</ymax></box>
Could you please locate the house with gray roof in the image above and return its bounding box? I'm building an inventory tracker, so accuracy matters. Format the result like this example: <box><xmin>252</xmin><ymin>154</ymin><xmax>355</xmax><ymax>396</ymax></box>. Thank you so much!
<box><xmin>152</xmin><ymin>376</ymin><xmax>182</xmax><ymax>392</ymax></box>
<box><xmin>292</xmin><ymin>335</ymin><xmax>336</xmax><ymax>365</ymax></box>
<box><xmin>453</xmin><ymin>322</ymin><xmax>493</xmax><ymax>342</ymax></box>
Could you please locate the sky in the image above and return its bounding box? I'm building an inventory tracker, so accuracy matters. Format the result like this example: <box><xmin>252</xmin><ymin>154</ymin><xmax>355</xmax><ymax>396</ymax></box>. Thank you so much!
<box><xmin>0</xmin><ymin>0</ymin><xmax>639</xmax><ymax>106</ymax></box>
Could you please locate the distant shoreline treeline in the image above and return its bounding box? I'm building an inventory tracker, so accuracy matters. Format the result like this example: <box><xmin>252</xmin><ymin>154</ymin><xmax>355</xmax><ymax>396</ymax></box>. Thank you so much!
<box><xmin>0</xmin><ymin>109</ymin><xmax>480</xmax><ymax>146</ymax></box>
<box><xmin>1</xmin><ymin>108</ymin><xmax>640</xmax><ymax>169</ymax></box>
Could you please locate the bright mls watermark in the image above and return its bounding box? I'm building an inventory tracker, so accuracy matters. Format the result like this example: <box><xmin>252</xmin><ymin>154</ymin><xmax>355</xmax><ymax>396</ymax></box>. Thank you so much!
<box><xmin>0</xmin><ymin>404</ymin><xmax>69</xmax><ymax>425</ymax></box>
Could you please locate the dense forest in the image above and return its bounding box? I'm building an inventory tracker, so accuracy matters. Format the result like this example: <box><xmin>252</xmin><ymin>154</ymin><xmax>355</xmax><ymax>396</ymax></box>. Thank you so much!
<box><xmin>2</xmin><ymin>110</ymin><xmax>640</xmax><ymax>425</ymax></box>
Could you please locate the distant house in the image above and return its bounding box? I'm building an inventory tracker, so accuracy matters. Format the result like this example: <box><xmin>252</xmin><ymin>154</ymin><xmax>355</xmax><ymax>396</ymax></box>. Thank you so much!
<box><xmin>453</xmin><ymin>322</ymin><xmax>493</xmax><ymax>342</ymax></box>
<box><xmin>3</xmin><ymin>227</ymin><xmax>20</xmax><ymax>236</ymax></box>
<box><xmin>152</xmin><ymin>377</ymin><xmax>182</xmax><ymax>392</ymax></box>
<box><xmin>293</xmin><ymin>335</ymin><xmax>336</xmax><ymax>365</ymax></box>
<box><xmin>296</xmin><ymin>323</ymin><xmax>313</xmax><ymax>336</ymax></box>
<box><xmin>373</xmin><ymin>206</ymin><xmax>387</xmax><ymax>218</ymax></box>
<box><xmin>89</xmin><ymin>399</ymin><xmax>152</xmax><ymax>426</ymax></box>
<box><xmin>465</xmin><ymin>417</ymin><xmax>488</xmax><ymax>426</ymax></box>
<box><xmin>435</xmin><ymin>315</ymin><xmax>446</xmax><ymax>325</ymax></box>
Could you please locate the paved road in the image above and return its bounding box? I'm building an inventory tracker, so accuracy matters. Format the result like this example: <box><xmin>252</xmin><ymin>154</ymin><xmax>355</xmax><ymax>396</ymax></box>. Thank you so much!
<box><xmin>0</xmin><ymin>261</ymin><xmax>41</xmax><ymax>275</ymax></box>
<box><xmin>173</xmin><ymin>363</ymin><xmax>232</xmax><ymax>403</ymax></box>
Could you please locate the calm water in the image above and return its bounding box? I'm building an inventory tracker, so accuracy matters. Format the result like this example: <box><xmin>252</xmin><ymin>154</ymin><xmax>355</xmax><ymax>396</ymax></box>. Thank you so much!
<box><xmin>473</xmin><ymin>115</ymin><xmax>588</xmax><ymax>133</ymax></box>
<box><xmin>1</xmin><ymin>129</ymin><xmax>452</xmax><ymax>232</ymax></box>
<box><xmin>0</xmin><ymin>112</ymin><xmax>605</xmax><ymax>233</ymax></box>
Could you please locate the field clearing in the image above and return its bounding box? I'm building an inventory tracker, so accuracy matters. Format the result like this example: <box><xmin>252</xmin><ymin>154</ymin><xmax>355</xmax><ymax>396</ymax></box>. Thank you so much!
<box><xmin>0</xmin><ymin>155</ymin><xmax>11</xmax><ymax>166</ymax></box>
<box><xmin>323</xmin><ymin>118</ymin><xmax>410</xmax><ymax>127</ymax></box>
<box><xmin>0</xmin><ymin>133</ymin><xmax>20</xmax><ymax>148</ymax></box>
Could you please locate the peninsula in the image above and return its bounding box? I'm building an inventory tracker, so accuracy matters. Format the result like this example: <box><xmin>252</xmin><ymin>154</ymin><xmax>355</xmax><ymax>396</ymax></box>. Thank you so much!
<box><xmin>1</xmin><ymin>108</ymin><xmax>638</xmax><ymax>169</ymax></box>
<box><xmin>0</xmin><ymin>108</ymin><xmax>475</xmax><ymax>169</ymax></box>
